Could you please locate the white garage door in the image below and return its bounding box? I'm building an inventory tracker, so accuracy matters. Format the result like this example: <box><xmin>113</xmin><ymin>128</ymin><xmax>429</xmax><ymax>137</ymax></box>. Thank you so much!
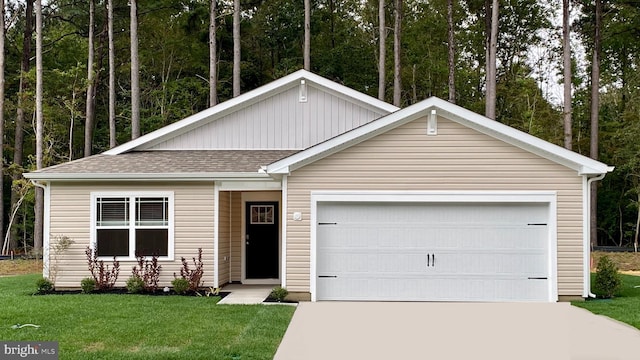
<box><xmin>316</xmin><ymin>202</ymin><xmax>550</xmax><ymax>302</ymax></box>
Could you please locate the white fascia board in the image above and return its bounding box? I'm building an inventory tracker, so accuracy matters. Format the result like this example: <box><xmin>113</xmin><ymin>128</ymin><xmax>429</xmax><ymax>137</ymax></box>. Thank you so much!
<box><xmin>104</xmin><ymin>70</ymin><xmax>396</xmax><ymax>155</ymax></box>
<box><xmin>23</xmin><ymin>172</ymin><xmax>272</xmax><ymax>181</ymax></box>
<box><xmin>269</xmin><ymin>97</ymin><xmax>612</xmax><ymax>176</ymax></box>
<box><xmin>430</xmin><ymin>98</ymin><xmax>612</xmax><ymax>175</ymax></box>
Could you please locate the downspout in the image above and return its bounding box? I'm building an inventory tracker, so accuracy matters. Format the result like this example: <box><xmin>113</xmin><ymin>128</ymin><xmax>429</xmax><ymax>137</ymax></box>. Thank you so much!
<box><xmin>30</xmin><ymin>180</ymin><xmax>50</xmax><ymax>279</ymax></box>
<box><xmin>585</xmin><ymin>173</ymin><xmax>606</xmax><ymax>298</ymax></box>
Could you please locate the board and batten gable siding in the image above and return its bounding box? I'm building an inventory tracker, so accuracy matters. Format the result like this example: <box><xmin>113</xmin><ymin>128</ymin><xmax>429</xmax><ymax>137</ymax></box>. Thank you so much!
<box><xmin>285</xmin><ymin>116</ymin><xmax>584</xmax><ymax>297</ymax></box>
<box><xmin>48</xmin><ymin>182</ymin><xmax>215</xmax><ymax>289</ymax></box>
<box><xmin>148</xmin><ymin>85</ymin><xmax>387</xmax><ymax>150</ymax></box>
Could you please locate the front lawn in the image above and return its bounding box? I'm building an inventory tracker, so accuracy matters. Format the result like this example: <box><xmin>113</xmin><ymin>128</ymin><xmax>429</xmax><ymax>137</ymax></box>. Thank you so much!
<box><xmin>572</xmin><ymin>274</ymin><xmax>640</xmax><ymax>330</ymax></box>
<box><xmin>0</xmin><ymin>274</ymin><xmax>295</xmax><ymax>359</ymax></box>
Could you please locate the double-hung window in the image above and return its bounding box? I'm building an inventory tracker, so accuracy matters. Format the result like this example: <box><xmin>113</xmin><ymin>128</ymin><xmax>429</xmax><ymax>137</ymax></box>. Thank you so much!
<box><xmin>92</xmin><ymin>192</ymin><xmax>174</xmax><ymax>260</ymax></box>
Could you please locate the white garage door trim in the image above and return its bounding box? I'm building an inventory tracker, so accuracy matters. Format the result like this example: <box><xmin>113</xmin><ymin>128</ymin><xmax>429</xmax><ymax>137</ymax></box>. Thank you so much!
<box><xmin>310</xmin><ymin>191</ymin><xmax>558</xmax><ymax>302</ymax></box>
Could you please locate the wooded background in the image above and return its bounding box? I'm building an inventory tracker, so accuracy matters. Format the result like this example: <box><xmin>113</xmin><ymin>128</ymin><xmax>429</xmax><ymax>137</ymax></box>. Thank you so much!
<box><xmin>1</xmin><ymin>0</ymin><xmax>639</xmax><ymax>254</ymax></box>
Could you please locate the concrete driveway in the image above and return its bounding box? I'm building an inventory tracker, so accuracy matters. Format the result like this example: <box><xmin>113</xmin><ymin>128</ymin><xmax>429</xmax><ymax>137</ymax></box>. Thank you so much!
<box><xmin>274</xmin><ymin>302</ymin><xmax>640</xmax><ymax>360</ymax></box>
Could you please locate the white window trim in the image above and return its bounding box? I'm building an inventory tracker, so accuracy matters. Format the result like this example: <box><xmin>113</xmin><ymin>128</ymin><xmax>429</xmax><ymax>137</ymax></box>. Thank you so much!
<box><xmin>90</xmin><ymin>191</ymin><xmax>175</xmax><ymax>261</ymax></box>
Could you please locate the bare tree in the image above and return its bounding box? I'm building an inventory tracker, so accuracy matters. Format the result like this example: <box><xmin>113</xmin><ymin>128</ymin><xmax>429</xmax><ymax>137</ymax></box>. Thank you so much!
<box><xmin>393</xmin><ymin>0</ymin><xmax>402</xmax><ymax>107</ymax></box>
<box><xmin>485</xmin><ymin>0</ymin><xmax>498</xmax><ymax>119</ymax></box>
<box><xmin>209</xmin><ymin>0</ymin><xmax>217</xmax><ymax>106</ymax></box>
<box><xmin>304</xmin><ymin>0</ymin><xmax>310</xmax><ymax>70</ymax></box>
<box><xmin>590</xmin><ymin>0</ymin><xmax>602</xmax><ymax>247</ymax></box>
<box><xmin>10</xmin><ymin>0</ymin><xmax>33</xmax><ymax>250</ymax></box>
<box><xmin>447</xmin><ymin>0</ymin><xmax>455</xmax><ymax>103</ymax></box>
<box><xmin>378</xmin><ymin>0</ymin><xmax>385</xmax><ymax>101</ymax></box>
<box><xmin>130</xmin><ymin>0</ymin><xmax>140</xmax><ymax>139</ymax></box>
<box><xmin>84</xmin><ymin>0</ymin><xmax>95</xmax><ymax>157</ymax></box>
<box><xmin>0</xmin><ymin>0</ymin><xmax>5</xmax><ymax>245</ymax></box>
<box><xmin>233</xmin><ymin>0</ymin><xmax>240</xmax><ymax>97</ymax></box>
<box><xmin>563</xmin><ymin>0</ymin><xmax>572</xmax><ymax>150</ymax></box>
<box><xmin>34</xmin><ymin>0</ymin><xmax>43</xmax><ymax>252</ymax></box>
<box><xmin>108</xmin><ymin>0</ymin><xmax>116</xmax><ymax>148</ymax></box>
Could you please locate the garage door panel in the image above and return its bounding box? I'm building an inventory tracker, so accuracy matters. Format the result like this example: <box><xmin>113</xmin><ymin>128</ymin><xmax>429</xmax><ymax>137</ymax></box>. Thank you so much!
<box><xmin>316</xmin><ymin>201</ymin><xmax>550</xmax><ymax>302</ymax></box>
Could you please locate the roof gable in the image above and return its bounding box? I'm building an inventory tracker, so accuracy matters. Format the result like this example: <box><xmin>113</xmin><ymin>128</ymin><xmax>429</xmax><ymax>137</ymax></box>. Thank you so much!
<box><xmin>105</xmin><ymin>70</ymin><xmax>398</xmax><ymax>154</ymax></box>
<box><xmin>267</xmin><ymin>97</ymin><xmax>612</xmax><ymax>176</ymax></box>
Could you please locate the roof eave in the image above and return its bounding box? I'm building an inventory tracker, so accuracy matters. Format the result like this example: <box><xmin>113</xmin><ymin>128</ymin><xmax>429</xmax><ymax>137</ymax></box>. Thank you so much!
<box><xmin>23</xmin><ymin>172</ymin><xmax>273</xmax><ymax>181</ymax></box>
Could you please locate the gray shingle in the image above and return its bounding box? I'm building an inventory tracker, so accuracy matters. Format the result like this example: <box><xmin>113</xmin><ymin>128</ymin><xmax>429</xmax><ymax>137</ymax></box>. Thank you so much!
<box><xmin>33</xmin><ymin>150</ymin><xmax>299</xmax><ymax>174</ymax></box>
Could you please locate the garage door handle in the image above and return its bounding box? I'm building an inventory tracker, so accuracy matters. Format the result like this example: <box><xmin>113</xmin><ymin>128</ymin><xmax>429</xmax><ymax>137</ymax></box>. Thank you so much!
<box><xmin>426</xmin><ymin>254</ymin><xmax>435</xmax><ymax>268</ymax></box>
<box><xmin>318</xmin><ymin>275</ymin><xmax>337</xmax><ymax>278</ymax></box>
<box><xmin>527</xmin><ymin>277</ymin><xmax>547</xmax><ymax>280</ymax></box>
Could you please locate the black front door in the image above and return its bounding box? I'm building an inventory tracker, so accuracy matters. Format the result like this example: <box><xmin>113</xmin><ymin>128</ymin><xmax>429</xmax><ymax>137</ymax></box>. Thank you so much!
<box><xmin>245</xmin><ymin>202</ymin><xmax>279</xmax><ymax>279</ymax></box>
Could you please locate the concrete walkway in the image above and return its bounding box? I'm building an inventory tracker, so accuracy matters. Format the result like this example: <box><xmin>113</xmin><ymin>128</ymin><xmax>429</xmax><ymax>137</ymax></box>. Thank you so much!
<box><xmin>274</xmin><ymin>302</ymin><xmax>640</xmax><ymax>360</ymax></box>
<box><xmin>217</xmin><ymin>284</ymin><xmax>272</xmax><ymax>304</ymax></box>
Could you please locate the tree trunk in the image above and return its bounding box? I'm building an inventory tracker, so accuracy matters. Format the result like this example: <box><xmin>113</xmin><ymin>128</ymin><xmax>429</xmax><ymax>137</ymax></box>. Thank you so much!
<box><xmin>485</xmin><ymin>0</ymin><xmax>498</xmax><ymax>119</ymax></box>
<box><xmin>393</xmin><ymin>0</ymin><xmax>402</xmax><ymax>107</ymax></box>
<box><xmin>34</xmin><ymin>0</ymin><xmax>43</xmax><ymax>253</ymax></box>
<box><xmin>209</xmin><ymin>0</ymin><xmax>217</xmax><ymax>106</ymax></box>
<box><xmin>590</xmin><ymin>0</ymin><xmax>602</xmax><ymax>247</ymax></box>
<box><xmin>11</xmin><ymin>0</ymin><xmax>33</xmax><ymax>251</ymax></box>
<box><xmin>130</xmin><ymin>0</ymin><xmax>140</xmax><ymax>139</ymax></box>
<box><xmin>108</xmin><ymin>0</ymin><xmax>116</xmax><ymax>148</ymax></box>
<box><xmin>0</xmin><ymin>0</ymin><xmax>5</xmax><ymax>249</ymax></box>
<box><xmin>233</xmin><ymin>0</ymin><xmax>240</xmax><ymax>97</ymax></box>
<box><xmin>304</xmin><ymin>0</ymin><xmax>310</xmax><ymax>70</ymax></box>
<box><xmin>378</xmin><ymin>0</ymin><xmax>386</xmax><ymax>101</ymax></box>
<box><xmin>562</xmin><ymin>0</ymin><xmax>572</xmax><ymax>150</ymax></box>
<box><xmin>447</xmin><ymin>0</ymin><xmax>455</xmax><ymax>103</ymax></box>
<box><xmin>84</xmin><ymin>0</ymin><xmax>95</xmax><ymax>157</ymax></box>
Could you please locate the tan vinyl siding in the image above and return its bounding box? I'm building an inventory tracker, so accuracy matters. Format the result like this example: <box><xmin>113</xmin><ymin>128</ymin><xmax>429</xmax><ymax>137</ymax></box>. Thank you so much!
<box><xmin>286</xmin><ymin>116</ymin><xmax>584</xmax><ymax>296</ymax></box>
<box><xmin>49</xmin><ymin>182</ymin><xmax>214</xmax><ymax>289</ymax></box>
<box><xmin>218</xmin><ymin>191</ymin><xmax>231</xmax><ymax>285</ymax></box>
<box><xmin>230</xmin><ymin>192</ymin><xmax>242</xmax><ymax>281</ymax></box>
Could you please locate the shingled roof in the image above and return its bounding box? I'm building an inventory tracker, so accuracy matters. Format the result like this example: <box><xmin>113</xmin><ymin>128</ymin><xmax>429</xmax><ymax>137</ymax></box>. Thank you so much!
<box><xmin>25</xmin><ymin>150</ymin><xmax>298</xmax><ymax>180</ymax></box>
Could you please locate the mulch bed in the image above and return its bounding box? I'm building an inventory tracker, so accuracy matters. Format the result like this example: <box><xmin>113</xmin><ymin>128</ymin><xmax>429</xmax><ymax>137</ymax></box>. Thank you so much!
<box><xmin>38</xmin><ymin>288</ymin><xmax>231</xmax><ymax>299</ymax></box>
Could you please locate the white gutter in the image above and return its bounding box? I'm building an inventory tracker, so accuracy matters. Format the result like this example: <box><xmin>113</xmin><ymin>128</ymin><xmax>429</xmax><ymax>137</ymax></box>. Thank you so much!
<box><xmin>584</xmin><ymin>172</ymin><xmax>608</xmax><ymax>298</ymax></box>
<box><xmin>30</xmin><ymin>180</ymin><xmax>50</xmax><ymax>280</ymax></box>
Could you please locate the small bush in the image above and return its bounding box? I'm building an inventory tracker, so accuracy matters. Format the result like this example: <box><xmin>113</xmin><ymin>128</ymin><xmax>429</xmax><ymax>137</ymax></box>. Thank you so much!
<box><xmin>594</xmin><ymin>255</ymin><xmax>622</xmax><ymax>298</ymax></box>
<box><xmin>173</xmin><ymin>248</ymin><xmax>204</xmax><ymax>292</ymax></box>
<box><xmin>85</xmin><ymin>247</ymin><xmax>120</xmax><ymax>290</ymax></box>
<box><xmin>126</xmin><ymin>276</ymin><xmax>145</xmax><ymax>294</ymax></box>
<box><xmin>270</xmin><ymin>286</ymin><xmax>289</xmax><ymax>302</ymax></box>
<box><xmin>36</xmin><ymin>277</ymin><xmax>54</xmax><ymax>294</ymax></box>
<box><xmin>172</xmin><ymin>278</ymin><xmax>189</xmax><ymax>295</ymax></box>
<box><xmin>81</xmin><ymin>277</ymin><xmax>96</xmax><ymax>294</ymax></box>
<box><xmin>131</xmin><ymin>253</ymin><xmax>162</xmax><ymax>292</ymax></box>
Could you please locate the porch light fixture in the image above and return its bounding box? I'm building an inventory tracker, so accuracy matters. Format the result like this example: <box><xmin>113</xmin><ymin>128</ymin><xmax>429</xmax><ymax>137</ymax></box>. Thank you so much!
<box><xmin>299</xmin><ymin>80</ymin><xmax>308</xmax><ymax>102</ymax></box>
<box><xmin>427</xmin><ymin>109</ymin><xmax>437</xmax><ymax>136</ymax></box>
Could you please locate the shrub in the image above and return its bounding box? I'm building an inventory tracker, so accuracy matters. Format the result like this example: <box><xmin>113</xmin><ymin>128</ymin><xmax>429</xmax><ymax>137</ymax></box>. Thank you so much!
<box><xmin>36</xmin><ymin>277</ymin><xmax>54</xmax><ymax>294</ymax></box>
<box><xmin>173</xmin><ymin>248</ymin><xmax>204</xmax><ymax>292</ymax></box>
<box><xmin>126</xmin><ymin>276</ymin><xmax>145</xmax><ymax>294</ymax></box>
<box><xmin>85</xmin><ymin>246</ymin><xmax>120</xmax><ymax>290</ymax></box>
<box><xmin>172</xmin><ymin>278</ymin><xmax>189</xmax><ymax>295</ymax></box>
<box><xmin>269</xmin><ymin>286</ymin><xmax>289</xmax><ymax>302</ymax></box>
<box><xmin>81</xmin><ymin>277</ymin><xmax>96</xmax><ymax>294</ymax></box>
<box><xmin>131</xmin><ymin>253</ymin><xmax>162</xmax><ymax>292</ymax></box>
<box><xmin>594</xmin><ymin>255</ymin><xmax>622</xmax><ymax>298</ymax></box>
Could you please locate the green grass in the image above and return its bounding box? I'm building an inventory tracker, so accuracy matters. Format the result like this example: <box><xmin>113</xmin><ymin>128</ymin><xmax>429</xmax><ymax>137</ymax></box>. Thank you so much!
<box><xmin>572</xmin><ymin>274</ymin><xmax>640</xmax><ymax>330</ymax></box>
<box><xmin>0</xmin><ymin>274</ymin><xmax>295</xmax><ymax>359</ymax></box>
